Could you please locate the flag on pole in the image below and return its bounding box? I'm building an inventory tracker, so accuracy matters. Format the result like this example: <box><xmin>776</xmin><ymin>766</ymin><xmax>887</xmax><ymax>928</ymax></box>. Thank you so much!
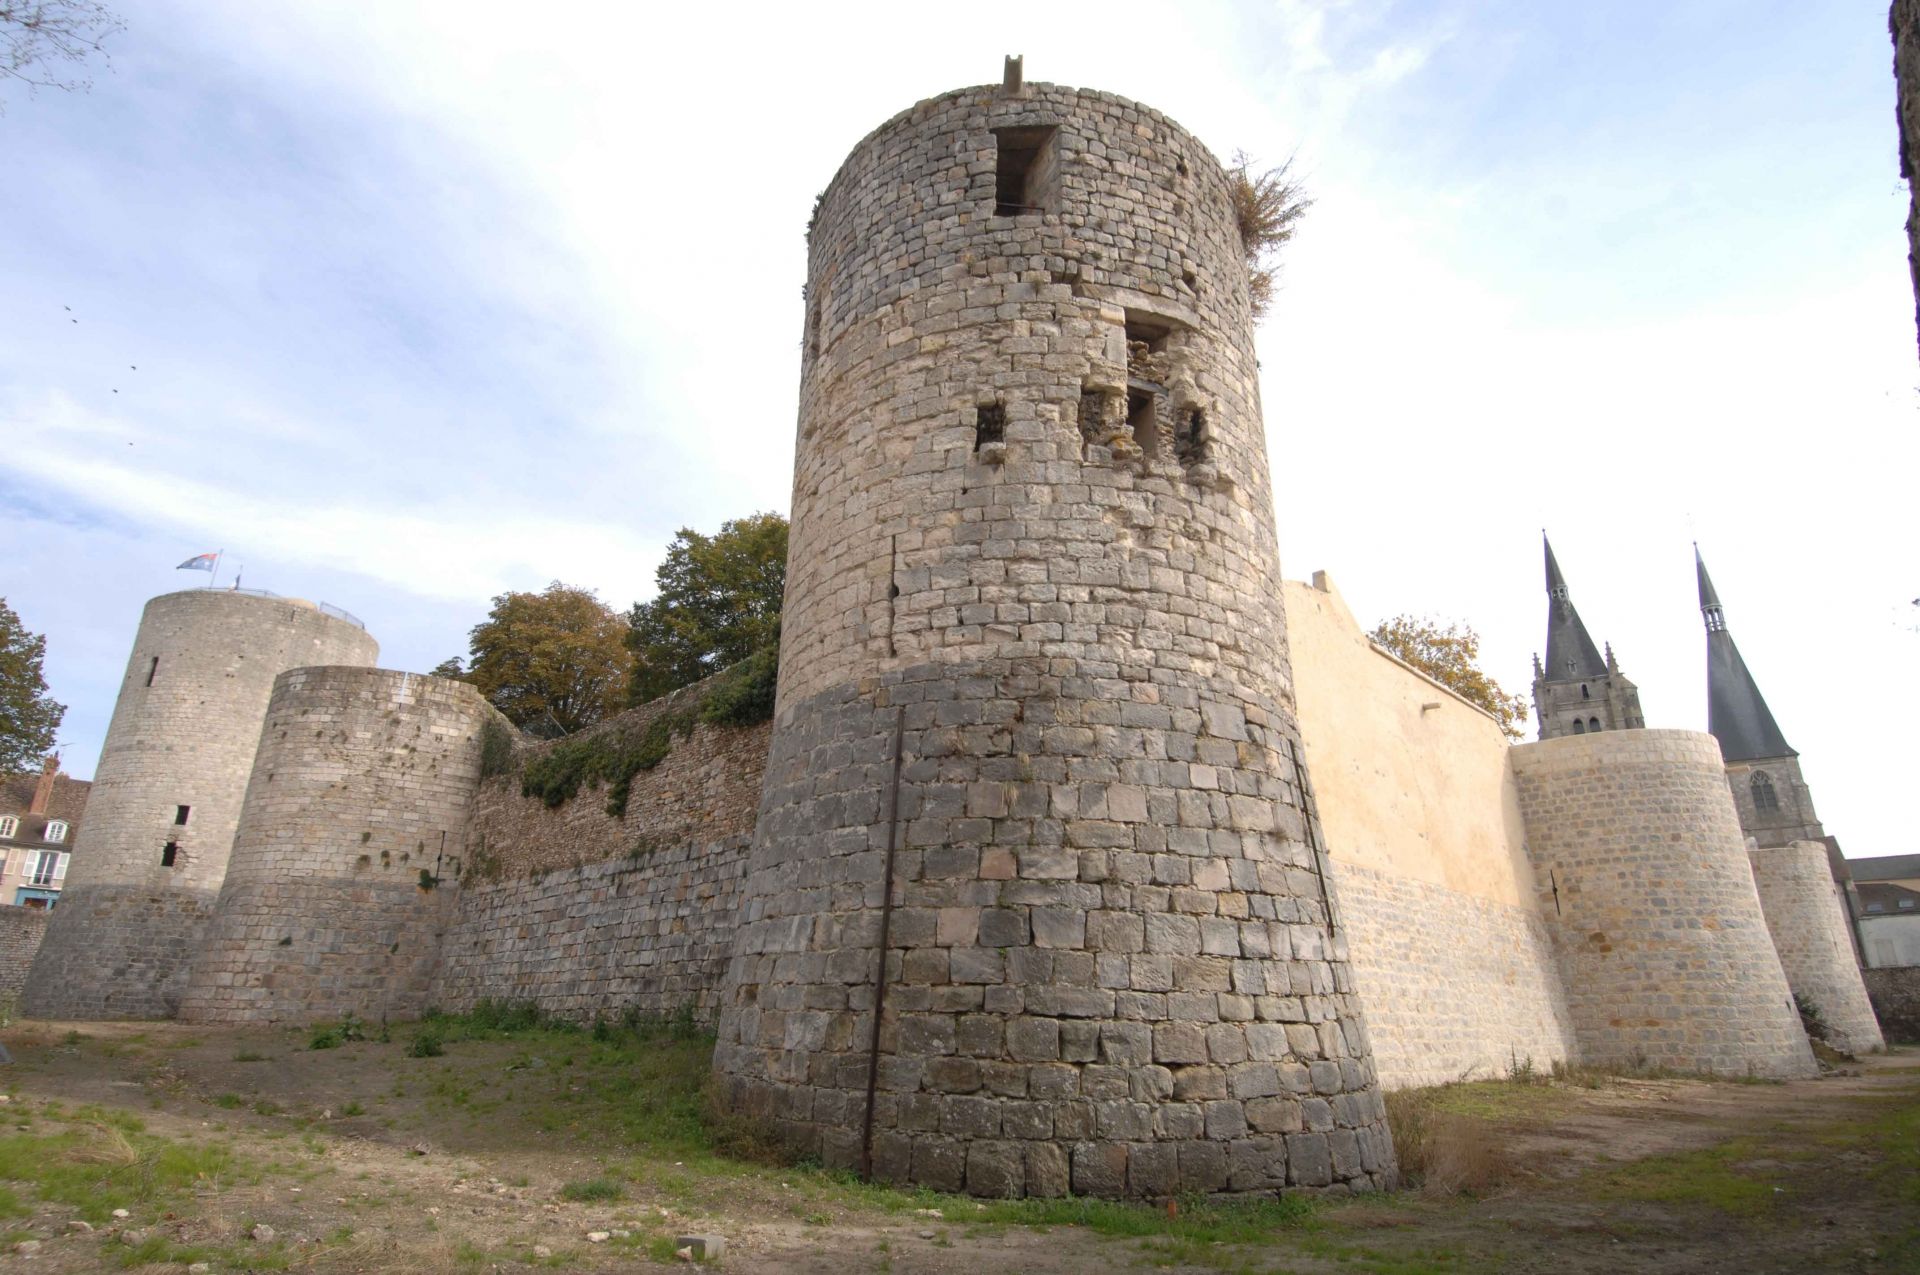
<box><xmin>176</xmin><ymin>552</ymin><xmax>219</xmax><ymax>572</ymax></box>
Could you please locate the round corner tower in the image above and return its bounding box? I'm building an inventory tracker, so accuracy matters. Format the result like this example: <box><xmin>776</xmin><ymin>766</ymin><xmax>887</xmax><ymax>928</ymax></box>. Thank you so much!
<box><xmin>179</xmin><ymin>667</ymin><xmax>501</xmax><ymax>1025</ymax></box>
<box><xmin>22</xmin><ymin>590</ymin><xmax>378</xmax><ymax>1020</ymax></box>
<box><xmin>711</xmin><ymin>74</ymin><xmax>1395</xmax><ymax>1199</ymax></box>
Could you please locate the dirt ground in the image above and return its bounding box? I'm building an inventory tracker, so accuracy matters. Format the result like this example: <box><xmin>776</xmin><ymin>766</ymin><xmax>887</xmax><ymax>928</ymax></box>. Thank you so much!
<box><xmin>0</xmin><ymin>1015</ymin><xmax>1913</xmax><ymax>1274</ymax></box>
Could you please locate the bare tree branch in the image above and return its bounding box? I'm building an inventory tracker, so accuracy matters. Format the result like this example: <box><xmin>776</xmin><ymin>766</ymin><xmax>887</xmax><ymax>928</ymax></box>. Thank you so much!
<box><xmin>1</xmin><ymin>1</ymin><xmax>124</xmax><ymax>105</ymax></box>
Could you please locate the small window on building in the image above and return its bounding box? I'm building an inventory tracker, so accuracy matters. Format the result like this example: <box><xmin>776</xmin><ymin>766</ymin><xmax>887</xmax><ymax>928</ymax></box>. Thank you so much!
<box><xmin>145</xmin><ymin>656</ymin><xmax>159</xmax><ymax>687</ymax></box>
<box><xmin>1901</xmin><ymin>899</ymin><xmax>1915</xmax><ymax>910</ymax></box>
<box><xmin>992</xmin><ymin>126</ymin><xmax>1060</xmax><ymax>216</ymax></box>
<box><xmin>174</xmin><ymin>805</ymin><xmax>191</xmax><ymax>826</ymax></box>
<box><xmin>1580</xmin><ymin>683</ymin><xmax>1590</xmax><ymax>700</ymax></box>
<box><xmin>1174</xmin><ymin>408</ymin><xmax>1209</xmax><ymax>466</ymax></box>
<box><xmin>162</xmin><ymin>841</ymin><xmax>178</xmax><ymax>867</ymax></box>
<box><xmin>1588</xmin><ymin>717</ymin><xmax>1601</xmax><ymax>732</ymax></box>
<box><xmin>974</xmin><ymin>402</ymin><xmax>1006</xmax><ymax>451</ymax></box>
<box><xmin>25</xmin><ymin>850</ymin><xmax>66</xmax><ymax>886</ymax></box>
<box><xmin>1571</xmin><ymin>719</ymin><xmax>1586</xmax><ymax>735</ymax></box>
<box><xmin>0</xmin><ymin>815</ymin><xmax>16</xmax><ymax>839</ymax></box>
<box><xmin>1751</xmin><ymin>770</ymin><xmax>1779</xmax><ymax>812</ymax></box>
<box><xmin>44</xmin><ymin>820</ymin><xmax>67</xmax><ymax>843</ymax></box>
<box><xmin>1866</xmin><ymin>901</ymin><xmax>1886</xmax><ymax>913</ymax></box>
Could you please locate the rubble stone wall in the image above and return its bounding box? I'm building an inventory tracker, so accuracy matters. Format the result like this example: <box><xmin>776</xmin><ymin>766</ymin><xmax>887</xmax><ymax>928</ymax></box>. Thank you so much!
<box><xmin>1749</xmin><ymin>841</ymin><xmax>1885</xmax><ymax>1053</ymax></box>
<box><xmin>1511</xmin><ymin>730</ymin><xmax>1816</xmax><ymax>1078</ymax></box>
<box><xmin>0</xmin><ymin>906</ymin><xmax>49</xmax><ymax>1006</ymax></box>
<box><xmin>1863</xmin><ymin>964</ymin><xmax>1920</xmax><ymax>1043</ymax></box>
<box><xmin>179</xmin><ymin>668</ymin><xmax>498</xmax><ymax>1024</ymax></box>
<box><xmin>23</xmin><ymin>591</ymin><xmax>378</xmax><ymax>1020</ymax></box>
<box><xmin>713</xmin><ymin>79</ymin><xmax>1395</xmax><ymax>1200</ymax></box>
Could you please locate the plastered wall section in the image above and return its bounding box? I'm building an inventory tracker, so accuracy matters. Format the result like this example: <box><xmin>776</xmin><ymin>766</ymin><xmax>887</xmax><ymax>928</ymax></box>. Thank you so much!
<box><xmin>23</xmin><ymin>591</ymin><xmax>378</xmax><ymax>1020</ymax></box>
<box><xmin>180</xmin><ymin>667</ymin><xmax>499</xmax><ymax>1024</ymax></box>
<box><xmin>0</xmin><ymin>906</ymin><xmax>49</xmax><ymax>1006</ymax></box>
<box><xmin>431</xmin><ymin>677</ymin><xmax>770</xmax><ymax>1023</ymax></box>
<box><xmin>1511</xmin><ymin>730</ymin><xmax>1816</xmax><ymax>1078</ymax></box>
<box><xmin>1283</xmin><ymin>575</ymin><xmax>1575</xmax><ymax>1088</ymax></box>
<box><xmin>1747</xmin><ymin>842</ymin><xmax>1884</xmax><ymax>1053</ymax></box>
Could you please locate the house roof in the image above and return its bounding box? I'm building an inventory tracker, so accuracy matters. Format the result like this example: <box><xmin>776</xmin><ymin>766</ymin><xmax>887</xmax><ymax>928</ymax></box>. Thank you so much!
<box><xmin>1850</xmin><ymin>853</ymin><xmax>1920</xmax><ymax>883</ymax></box>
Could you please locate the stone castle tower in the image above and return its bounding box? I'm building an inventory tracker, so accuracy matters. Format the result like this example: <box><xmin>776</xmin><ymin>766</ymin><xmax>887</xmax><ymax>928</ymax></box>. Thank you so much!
<box><xmin>1696</xmin><ymin>548</ymin><xmax>1822</xmax><ymax>846</ymax></box>
<box><xmin>1531</xmin><ymin>535</ymin><xmax>1643</xmax><ymax>740</ymax></box>
<box><xmin>709</xmin><ymin>65</ymin><xmax>1395</xmax><ymax>1198</ymax></box>
<box><xmin>22</xmin><ymin>590</ymin><xmax>378</xmax><ymax>1019</ymax></box>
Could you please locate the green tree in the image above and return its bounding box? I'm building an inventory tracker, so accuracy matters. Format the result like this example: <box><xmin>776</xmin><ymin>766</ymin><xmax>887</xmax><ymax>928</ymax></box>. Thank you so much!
<box><xmin>466</xmin><ymin>583</ymin><xmax>631</xmax><ymax>738</ymax></box>
<box><xmin>0</xmin><ymin>598</ymin><xmax>65</xmax><ymax>772</ymax></box>
<box><xmin>627</xmin><ymin>513</ymin><xmax>788</xmax><ymax>705</ymax></box>
<box><xmin>427</xmin><ymin>656</ymin><xmax>466</xmax><ymax>680</ymax></box>
<box><xmin>1368</xmin><ymin>614</ymin><xmax>1529</xmax><ymax>740</ymax></box>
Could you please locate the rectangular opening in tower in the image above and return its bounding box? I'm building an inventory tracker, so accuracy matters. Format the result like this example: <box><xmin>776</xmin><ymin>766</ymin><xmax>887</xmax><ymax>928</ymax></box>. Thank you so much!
<box><xmin>974</xmin><ymin>402</ymin><xmax>1006</xmax><ymax>451</ymax></box>
<box><xmin>1128</xmin><ymin>391</ymin><xmax>1160</xmax><ymax>459</ymax></box>
<box><xmin>174</xmin><ymin>805</ymin><xmax>190</xmax><ymax>826</ymax></box>
<box><xmin>161</xmin><ymin>841</ymin><xmax>178</xmax><ymax>867</ymax></box>
<box><xmin>145</xmin><ymin>656</ymin><xmax>158</xmax><ymax>687</ymax></box>
<box><xmin>993</xmin><ymin>126</ymin><xmax>1059</xmax><ymax>215</ymax></box>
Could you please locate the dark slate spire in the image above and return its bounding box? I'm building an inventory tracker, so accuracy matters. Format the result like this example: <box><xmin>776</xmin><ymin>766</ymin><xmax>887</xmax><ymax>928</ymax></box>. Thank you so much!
<box><xmin>1697</xmin><ymin>546</ymin><xmax>1794</xmax><ymax>761</ymax></box>
<box><xmin>1542</xmin><ymin>534</ymin><xmax>1607</xmax><ymax>681</ymax></box>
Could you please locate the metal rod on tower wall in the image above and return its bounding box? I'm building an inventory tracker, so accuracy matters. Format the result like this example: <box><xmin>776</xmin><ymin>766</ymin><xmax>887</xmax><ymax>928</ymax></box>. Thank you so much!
<box><xmin>859</xmin><ymin>706</ymin><xmax>907</xmax><ymax>1180</ymax></box>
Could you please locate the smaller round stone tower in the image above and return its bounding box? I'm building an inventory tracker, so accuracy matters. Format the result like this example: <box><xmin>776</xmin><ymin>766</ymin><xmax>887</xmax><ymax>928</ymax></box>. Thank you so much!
<box><xmin>179</xmin><ymin>667</ymin><xmax>502</xmax><ymax>1025</ymax></box>
<box><xmin>23</xmin><ymin>590</ymin><xmax>378</xmax><ymax>1020</ymax></box>
<box><xmin>1511</xmin><ymin>730</ymin><xmax>1816</xmax><ymax>1078</ymax></box>
<box><xmin>1748</xmin><ymin>841</ymin><xmax>1884</xmax><ymax>1055</ymax></box>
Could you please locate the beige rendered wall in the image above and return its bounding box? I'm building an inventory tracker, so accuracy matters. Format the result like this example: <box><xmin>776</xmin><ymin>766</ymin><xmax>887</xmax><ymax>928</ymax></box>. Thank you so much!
<box><xmin>1285</xmin><ymin>575</ymin><xmax>1575</xmax><ymax>1087</ymax></box>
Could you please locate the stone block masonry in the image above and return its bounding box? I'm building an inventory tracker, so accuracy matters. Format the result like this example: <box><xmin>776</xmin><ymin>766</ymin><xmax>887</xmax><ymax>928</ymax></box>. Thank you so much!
<box><xmin>712</xmin><ymin>77</ymin><xmax>1394</xmax><ymax>1198</ymax></box>
<box><xmin>180</xmin><ymin>667</ymin><xmax>500</xmax><ymax>1024</ymax></box>
<box><xmin>1862</xmin><ymin>965</ymin><xmax>1920</xmax><ymax>1044</ymax></box>
<box><xmin>0</xmin><ymin>906</ymin><xmax>50</xmax><ymax>1007</ymax></box>
<box><xmin>1331</xmin><ymin>863</ymin><xmax>1575</xmax><ymax>1087</ymax></box>
<box><xmin>1749</xmin><ymin>841</ymin><xmax>1884</xmax><ymax>1053</ymax></box>
<box><xmin>1511</xmin><ymin>730</ymin><xmax>1816</xmax><ymax>1079</ymax></box>
<box><xmin>24</xmin><ymin>591</ymin><xmax>378</xmax><ymax>1020</ymax></box>
<box><xmin>430</xmin><ymin>670</ymin><xmax>772</xmax><ymax>1023</ymax></box>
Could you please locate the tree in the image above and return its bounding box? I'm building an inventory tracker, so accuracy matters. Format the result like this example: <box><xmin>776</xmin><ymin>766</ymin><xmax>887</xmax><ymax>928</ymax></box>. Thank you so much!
<box><xmin>427</xmin><ymin>657</ymin><xmax>467</xmax><ymax>680</ymax></box>
<box><xmin>465</xmin><ymin>583</ymin><xmax>631</xmax><ymax>738</ymax></box>
<box><xmin>2</xmin><ymin>2</ymin><xmax>123</xmax><ymax>104</ymax></box>
<box><xmin>0</xmin><ymin>598</ymin><xmax>65</xmax><ymax>772</ymax></box>
<box><xmin>627</xmin><ymin>513</ymin><xmax>787</xmax><ymax>705</ymax></box>
<box><xmin>1368</xmin><ymin>614</ymin><xmax>1529</xmax><ymax>740</ymax></box>
<box><xmin>1227</xmin><ymin>151</ymin><xmax>1312</xmax><ymax>320</ymax></box>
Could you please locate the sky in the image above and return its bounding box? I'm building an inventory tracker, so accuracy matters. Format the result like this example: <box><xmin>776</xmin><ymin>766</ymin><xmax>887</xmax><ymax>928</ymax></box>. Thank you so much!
<box><xmin>2</xmin><ymin>1</ymin><xmax>1913</xmax><ymax>859</ymax></box>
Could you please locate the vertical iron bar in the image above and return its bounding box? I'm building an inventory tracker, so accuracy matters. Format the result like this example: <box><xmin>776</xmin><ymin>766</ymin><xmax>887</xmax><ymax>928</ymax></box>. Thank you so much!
<box><xmin>859</xmin><ymin>706</ymin><xmax>907</xmax><ymax>1179</ymax></box>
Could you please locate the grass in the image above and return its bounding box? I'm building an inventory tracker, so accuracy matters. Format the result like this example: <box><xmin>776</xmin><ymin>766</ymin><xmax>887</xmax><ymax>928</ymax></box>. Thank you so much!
<box><xmin>558</xmin><ymin>1176</ymin><xmax>623</xmax><ymax>1202</ymax></box>
<box><xmin>1588</xmin><ymin>1137</ymin><xmax>1780</xmax><ymax>1215</ymax></box>
<box><xmin>0</xmin><ymin>1103</ymin><xmax>265</xmax><ymax>1225</ymax></box>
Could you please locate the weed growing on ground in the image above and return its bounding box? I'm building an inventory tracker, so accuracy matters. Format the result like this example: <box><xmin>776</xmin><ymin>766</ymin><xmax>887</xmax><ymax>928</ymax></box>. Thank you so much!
<box><xmin>557</xmin><ymin>1176</ymin><xmax>623</xmax><ymax>1202</ymax></box>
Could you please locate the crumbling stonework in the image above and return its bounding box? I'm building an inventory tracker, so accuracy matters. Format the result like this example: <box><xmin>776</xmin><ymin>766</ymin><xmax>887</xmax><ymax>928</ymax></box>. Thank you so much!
<box><xmin>1862</xmin><ymin>965</ymin><xmax>1920</xmax><ymax>1044</ymax></box>
<box><xmin>1512</xmin><ymin>730</ymin><xmax>1816</xmax><ymax>1079</ymax></box>
<box><xmin>23</xmin><ymin>591</ymin><xmax>377</xmax><ymax>1020</ymax></box>
<box><xmin>1748</xmin><ymin>841</ymin><xmax>1884</xmax><ymax>1054</ymax></box>
<box><xmin>711</xmin><ymin>79</ymin><xmax>1395</xmax><ymax>1199</ymax></box>
<box><xmin>179</xmin><ymin>667</ymin><xmax>499</xmax><ymax>1024</ymax></box>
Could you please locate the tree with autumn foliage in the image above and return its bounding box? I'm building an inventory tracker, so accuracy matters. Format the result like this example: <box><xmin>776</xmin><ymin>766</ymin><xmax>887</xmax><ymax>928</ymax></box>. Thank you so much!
<box><xmin>1368</xmin><ymin>615</ymin><xmax>1529</xmax><ymax>740</ymax></box>
<box><xmin>465</xmin><ymin>583</ymin><xmax>632</xmax><ymax>738</ymax></box>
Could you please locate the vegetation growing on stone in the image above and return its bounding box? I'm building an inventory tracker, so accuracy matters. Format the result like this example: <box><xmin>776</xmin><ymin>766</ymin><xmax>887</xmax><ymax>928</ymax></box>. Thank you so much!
<box><xmin>1226</xmin><ymin>151</ymin><xmax>1310</xmax><ymax>320</ymax></box>
<box><xmin>477</xmin><ymin>715</ymin><xmax>515</xmax><ymax>779</ymax></box>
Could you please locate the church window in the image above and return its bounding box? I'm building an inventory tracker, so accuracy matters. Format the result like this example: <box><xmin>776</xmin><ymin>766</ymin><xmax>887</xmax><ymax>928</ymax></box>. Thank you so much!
<box><xmin>1588</xmin><ymin>717</ymin><xmax>1601</xmax><ymax>732</ymax></box>
<box><xmin>1571</xmin><ymin>719</ymin><xmax>1586</xmax><ymax>735</ymax></box>
<box><xmin>1580</xmin><ymin>683</ymin><xmax>1590</xmax><ymax>700</ymax></box>
<box><xmin>1751</xmin><ymin>771</ymin><xmax>1779</xmax><ymax>811</ymax></box>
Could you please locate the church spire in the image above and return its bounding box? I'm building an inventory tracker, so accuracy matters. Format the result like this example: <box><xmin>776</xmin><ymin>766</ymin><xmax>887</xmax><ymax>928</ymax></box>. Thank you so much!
<box><xmin>1697</xmin><ymin>546</ymin><xmax>1793</xmax><ymax>761</ymax></box>
<box><xmin>1542</xmin><ymin>534</ymin><xmax>1607</xmax><ymax>681</ymax></box>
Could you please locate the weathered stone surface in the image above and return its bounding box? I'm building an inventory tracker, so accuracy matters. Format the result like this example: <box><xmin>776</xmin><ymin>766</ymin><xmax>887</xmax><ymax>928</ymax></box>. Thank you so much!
<box><xmin>1749</xmin><ymin>841</ymin><xmax>1884</xmax><ymax>1054</ymax></box>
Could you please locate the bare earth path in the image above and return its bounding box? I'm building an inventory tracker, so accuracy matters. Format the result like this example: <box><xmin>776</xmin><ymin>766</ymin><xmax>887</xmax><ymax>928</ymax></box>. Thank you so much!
<box><xmin>0</xmin><ymin>1017</ymin><xmax>1912</xmax><ymax>1274</ymax></box>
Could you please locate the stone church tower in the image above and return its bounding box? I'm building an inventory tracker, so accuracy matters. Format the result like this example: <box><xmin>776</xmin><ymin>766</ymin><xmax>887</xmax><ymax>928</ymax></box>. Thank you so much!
<box><xmin>1531</xmin><ymin>536</ymin><xmax>1643</xmax><ymax>740</ymax></box>
<box><xmin>711</xmin><ymin>63</ymin><xmax>1394</xmax><ymax>1199</ymax></box>
<box><xmin>1697</xmin><ymin>548</ymin><xmax>1824</xmax><ymax>846</ymax></box>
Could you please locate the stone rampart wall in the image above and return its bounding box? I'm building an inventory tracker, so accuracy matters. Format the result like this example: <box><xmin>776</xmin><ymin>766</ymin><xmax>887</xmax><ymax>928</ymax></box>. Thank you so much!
<box><xmin>1330</xmin><ymin>862</ymin><xmax>1575</xmax><ymax>1087</ymax></box>
<box><xmin>467</xmin><ymin>677</ymin><xmax>770</xmax><ymax>881</ymax></box>
<box><xmin>1862</xmin><ymin>965</ymin><xmax>1920</xmax><ymax>1044</ymax></box>
<box><xmin>430</xmin><ymin>836</ymin><xmax>751</xmax><ymax>1022</ymax></box>
<box><xmin>0</xmin><ymin>906</ymin><xmax>50</xmax><ymax>1007</ymax></box>
<box><xmin>1511</xmin><ymin>730</ymin><xmax>1815</xmax><ymax>1078</ymax></box>
<box><xmin>1748</xmin><ymin>841</ymin><xmax>1884</xmax><ymax>1053</ymax></box>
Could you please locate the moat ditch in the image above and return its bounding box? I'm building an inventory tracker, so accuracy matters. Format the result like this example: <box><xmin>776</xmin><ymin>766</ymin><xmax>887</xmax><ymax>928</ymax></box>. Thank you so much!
<box><xmin>0</xmin><ymin>1011</ymin><xmax>1912</xmax><ymax>1273</ymax></box>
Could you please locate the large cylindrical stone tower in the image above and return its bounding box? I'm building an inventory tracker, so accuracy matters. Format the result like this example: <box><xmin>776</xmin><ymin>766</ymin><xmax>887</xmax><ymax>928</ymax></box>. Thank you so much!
<box><xmin>1511</xmin><ymin>730</ymin><xmax>1817</xmax><ymax>1078</ymax></box>
<box><xmin>712</xmin><ymin>73</ymin><xmax>1395</xmax><ymax>1199</ymax></box>
<box><xmin>179</xmin><ymin>667</ymin><xmax>500</xmax><ymax>1025</ymax></box>
<box><xmin>1748</xmin><ymin>841</ymin><xmax>1884</xmax><ymax>1055</ymax></box>
<box><xmin>22</xmin><ymin>591</ymin><xmax>378</xmax><ymax>1019</ymax></box>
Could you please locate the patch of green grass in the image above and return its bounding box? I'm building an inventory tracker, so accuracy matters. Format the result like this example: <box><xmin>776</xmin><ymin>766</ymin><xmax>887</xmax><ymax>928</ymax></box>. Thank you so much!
<box><xmin>558</xmin><ymin>1176</ymin><xmax>623</xmax><ymax>1202</ymax></box>
<box><xmin>341</xmin><ymin>1101</ymin><xmax>365</xmax><ymax>1118</ymax></box>
<box><xmin>0</xmin><ymin>1116</ymin><xmax>263</xmax><ymax>1224</ymax></box>
<box><xmin>1589</xmin><ymin>1137</ymin><xmax>1779</xmax><ymax>1215</ymax></box>
<box><xmin>969</xmin><ymin>1191</ymin><xmax>1316</xmax><ymax>1245</ymax></box>
<box><xmin>212</xmin><ymin>1093</ymin><xmax>244</xmax><ymax>1110</ymax></box>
